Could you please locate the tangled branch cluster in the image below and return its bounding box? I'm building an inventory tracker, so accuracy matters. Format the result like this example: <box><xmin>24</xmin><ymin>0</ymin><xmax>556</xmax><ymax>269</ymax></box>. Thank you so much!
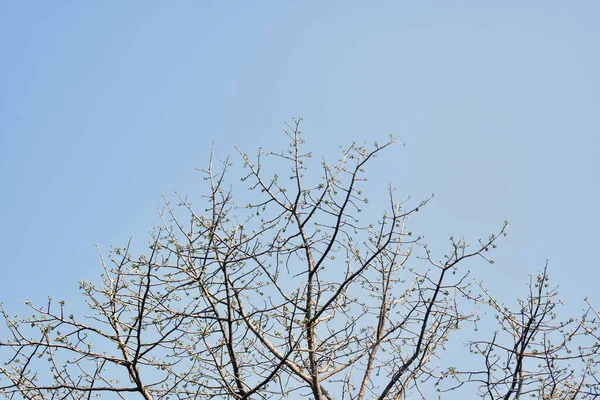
<box><xmin>1</xmin><ymin>121</ymin><xmax>598</xmax><ymax>399</ymax></box>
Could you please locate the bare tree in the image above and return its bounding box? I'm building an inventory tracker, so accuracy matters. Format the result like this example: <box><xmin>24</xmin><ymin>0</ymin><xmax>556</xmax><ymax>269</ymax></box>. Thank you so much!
<box><xmin>440</xmin><ymin>264</ymin><xmax>600</xmax><ymax>399</ymax></box>
<box><xmin>1</xmin><ymin>120</ymin><xmax>597</xmax><ymax>399</ymax></box>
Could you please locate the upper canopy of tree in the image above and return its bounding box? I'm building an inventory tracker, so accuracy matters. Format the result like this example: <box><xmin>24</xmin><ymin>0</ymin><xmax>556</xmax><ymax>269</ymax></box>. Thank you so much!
<box><xmin>1</xmin><ymin>121</ymin><xmax>598</xmax><ymax>399</ymax></box>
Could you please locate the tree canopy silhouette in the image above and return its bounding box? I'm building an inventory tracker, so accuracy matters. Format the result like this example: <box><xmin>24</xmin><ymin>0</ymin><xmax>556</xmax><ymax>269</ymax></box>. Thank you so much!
<box><xmin>1</xmin><ymin>121</ymin><xmax>598</xmax><ymax>399</ymax></box>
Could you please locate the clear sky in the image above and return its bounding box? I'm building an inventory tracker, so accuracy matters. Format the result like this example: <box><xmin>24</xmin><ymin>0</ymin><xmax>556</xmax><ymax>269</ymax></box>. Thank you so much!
<box><xmin>1</xmin><ymin>1</ymin><xmax>599</xmax><ymax>394</ymax></box>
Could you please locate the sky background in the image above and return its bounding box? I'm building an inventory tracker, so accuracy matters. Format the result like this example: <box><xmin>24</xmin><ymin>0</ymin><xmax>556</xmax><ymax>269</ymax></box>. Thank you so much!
<box><xmin>1</xmin><ymin>1</ymin><xmax>599</xmax><ymax>396</ymax></box>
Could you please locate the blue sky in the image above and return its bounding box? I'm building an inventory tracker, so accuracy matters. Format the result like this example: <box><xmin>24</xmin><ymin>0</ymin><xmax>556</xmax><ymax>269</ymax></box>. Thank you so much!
<box><xmin>1</xmin><ymin>0</ymin><xmax>599</xmax><ymax>391</ymax></box>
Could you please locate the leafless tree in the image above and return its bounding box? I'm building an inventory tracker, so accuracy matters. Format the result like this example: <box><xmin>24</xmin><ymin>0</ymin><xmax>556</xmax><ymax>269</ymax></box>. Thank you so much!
<box><xmin>439</xmin><ymin>264</ymin><xmax>600</xmax><ymax>399</ymax></box>
<box><xmin>1</xmin><ymin>120</ymin><xmax>597</xmax><ymax>399</ymax></box>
